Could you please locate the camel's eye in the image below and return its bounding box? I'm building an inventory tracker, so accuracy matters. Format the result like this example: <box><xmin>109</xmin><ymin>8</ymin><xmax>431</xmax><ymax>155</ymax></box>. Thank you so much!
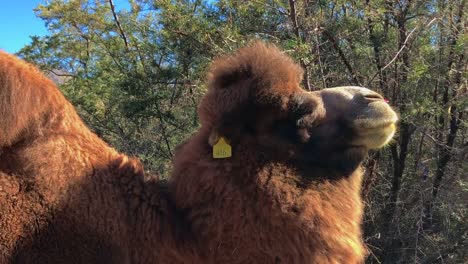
<box><xmin>289</xmin><ymin>94</ymin><xmax>321</xmax><ymax>129</ymax></box>
<box><xmin>243</xmin><ymin>123</ymin><xmax>256</xmax><ymax>135</ymax></box>
<box><xmin>262</xmin><ymin>117</ymin><xmax>308</xmax><ymax>146</ymax></box>
<box><xmin>273</xmin><ymin>119</ymin><xmax>298</xmax><ymax>142</ymax></box>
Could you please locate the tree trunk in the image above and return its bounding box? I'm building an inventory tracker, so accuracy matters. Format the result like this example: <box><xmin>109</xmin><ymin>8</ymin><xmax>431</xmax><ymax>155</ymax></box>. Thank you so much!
<box><xmin>423</xmin><ymin>0</ymin><xmax>465</xmax><ymax>228</ymax></box>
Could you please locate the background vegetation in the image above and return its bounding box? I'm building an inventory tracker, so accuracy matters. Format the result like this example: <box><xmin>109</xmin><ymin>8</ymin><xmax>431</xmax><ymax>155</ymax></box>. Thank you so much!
<box><xmin>18</xmin><ymin>0</ymin><xmax>466</xmax><ymax>263</ymax></box>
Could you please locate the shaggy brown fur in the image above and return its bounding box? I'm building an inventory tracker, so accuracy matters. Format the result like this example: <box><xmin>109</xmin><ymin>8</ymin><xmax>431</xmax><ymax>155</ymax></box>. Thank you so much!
<box><xmin>0</xmin><ymin>42</ymin><xmax>397</xmax><ymax>263</ymax></box>
<box><xmin>0</xmin><ymin>51</ymin><xmax>199</xmax><ymax>263</ymax></box>
<box><xmin>171</xmin><ymin>42</ymin><xmax>397</xmax><ymax>263</ymax></box>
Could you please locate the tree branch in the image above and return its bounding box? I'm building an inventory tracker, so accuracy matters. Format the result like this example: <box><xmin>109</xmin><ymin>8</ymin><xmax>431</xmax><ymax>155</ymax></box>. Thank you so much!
<box><xmin>368</xmin><ymin>17</ymin><xmax>437</xmax><ymax>85</ymax></box>
<box><xmin>108</xmin><ymin>0</ymin><xmax>129</xmax><ymax>49</ymax></box>
<box><xmin>288</xmin><ymin>0</ymin><xmax>311</xmax><ymax>90</ymax></box>
<box><xmin>321</xmin><ymin>29</ymin><xmax>360</xmax><ymax>86</ymax></box>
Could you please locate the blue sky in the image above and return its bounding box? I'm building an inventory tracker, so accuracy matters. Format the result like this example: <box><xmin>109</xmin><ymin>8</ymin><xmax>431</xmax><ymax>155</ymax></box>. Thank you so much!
<box><xmin>0</xmin><ymin>1</ymin><xmax>130</xmax><ymax>54</ymax></box>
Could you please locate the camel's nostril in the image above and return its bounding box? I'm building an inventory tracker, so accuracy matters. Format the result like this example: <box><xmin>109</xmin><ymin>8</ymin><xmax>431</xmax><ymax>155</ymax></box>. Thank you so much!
<box><xmin>363</xmin><ymin>93</ymin><xmax>384</xmax><ymax>102</ymax></box>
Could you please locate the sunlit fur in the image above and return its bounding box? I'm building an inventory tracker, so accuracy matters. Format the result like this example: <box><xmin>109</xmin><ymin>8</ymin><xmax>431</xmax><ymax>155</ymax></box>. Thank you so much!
<box><xmin>0</xmin><ymin>42</ymin><xmax>397</xmax><ymax>263</ymax></box>
<box><xmin>0</xmin><ymin>51</ymin><xmax>200</xmax><ymax>263</ymax></box>
<box><xmin>171</xmin><ymin>42</ymin><xmax>398</xmax><ymax>263</ymax></box>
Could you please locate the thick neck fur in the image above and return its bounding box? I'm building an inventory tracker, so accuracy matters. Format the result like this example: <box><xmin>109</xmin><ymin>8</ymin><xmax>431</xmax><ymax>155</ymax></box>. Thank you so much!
<box><xmin>170</xmin><ymin>130</ymin><xmax>366</xmax><ymax>263</ymax></box>
<box><xmin>0</xmin><ymin>51</ymin><xmax>200</xmax><ymax>262</ymax></box>
<box><xmin>1</xmin><ymin>49</ymin><xmax>368</xmax><ymax>263</ymax></box>
<box><xmin>0</xmin><ymin>101</ymin><xmax>116</xmax><ymax>203</ymax></box>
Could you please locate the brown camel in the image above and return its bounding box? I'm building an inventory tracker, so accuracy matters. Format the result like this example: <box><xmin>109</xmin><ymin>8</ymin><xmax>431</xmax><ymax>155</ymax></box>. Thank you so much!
<box><xmin>0</xmin><ymin>42</ymin><xmax>397</xmax><ymax>263</ymax></box>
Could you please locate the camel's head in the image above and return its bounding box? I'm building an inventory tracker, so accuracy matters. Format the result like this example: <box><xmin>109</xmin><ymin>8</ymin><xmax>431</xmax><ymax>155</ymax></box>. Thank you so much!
<box><xmin>312</xmin><ymin>86</ymin><xmax>397</xmax><ymax>149</ymax></box>
<box><xmin>199</xmin><ymin>41</ymin><xmax>398</xmax><ymax>175</ymax></box>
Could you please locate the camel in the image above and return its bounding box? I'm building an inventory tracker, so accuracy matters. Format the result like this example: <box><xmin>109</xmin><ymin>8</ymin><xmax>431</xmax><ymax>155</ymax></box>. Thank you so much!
<box><xmin>0</xmin><ymin>42</ymin><xmax>397</xmax><ymax>263</ymax></box>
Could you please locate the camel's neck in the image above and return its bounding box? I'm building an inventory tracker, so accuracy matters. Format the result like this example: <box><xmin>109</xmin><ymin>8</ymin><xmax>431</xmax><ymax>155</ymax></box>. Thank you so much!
<box><xmin>170</xmin><ymin>139</ymin><xmax>366</xmax><ymax>262</ymax></box>
<box><xmin>125</xmin><ymin>173</ymin><xmax>203</xmax><ymax>262</ymax></box>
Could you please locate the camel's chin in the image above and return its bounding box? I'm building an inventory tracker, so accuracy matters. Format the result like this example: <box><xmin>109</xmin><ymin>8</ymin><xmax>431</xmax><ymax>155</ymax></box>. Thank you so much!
<box><xmin>349</xmin><ymin>101</ymin><xmax>398</xmax><ymax>149</ymax></box>
<box><xmin>352</xmin><ymin>101</ymin><xmax>398</xmax><ymax>127</ymax></box>
<box><xmin>351</xmin><ymin>123</ymin><xmax>396</xmax><ymax>149</ymax></box>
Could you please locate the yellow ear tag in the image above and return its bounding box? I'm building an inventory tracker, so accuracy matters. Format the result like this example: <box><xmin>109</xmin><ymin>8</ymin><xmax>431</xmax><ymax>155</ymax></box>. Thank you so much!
<box><xmin>213</xmin><ymin>137</ymin><xmax>232</xmax><ymax>159</ymax></box>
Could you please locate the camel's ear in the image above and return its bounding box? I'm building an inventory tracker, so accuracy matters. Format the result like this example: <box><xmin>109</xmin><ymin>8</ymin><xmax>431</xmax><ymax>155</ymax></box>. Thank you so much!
<box><xmin>202</xmin><ymin>41</ymin><xmax>311</xmax><ymax>148</ymax></box>
<box><xmin>207</xmin><ymin>107</ymin><xmax>248</xmax><ymax>147</ymax></box>
<box><xmin>208</xmin><ymin>129</ymin><xmax>221</xmax><ymax>147</ymax></box>
<box><xmin>209</xmin><ymin>65</ymin><xmax>253</xmax><ymax>91</ymax></box>
<box><xmin>207</xmin><ymin>92</ymin><xmax>325</xmax><ymax>149</ymax></box>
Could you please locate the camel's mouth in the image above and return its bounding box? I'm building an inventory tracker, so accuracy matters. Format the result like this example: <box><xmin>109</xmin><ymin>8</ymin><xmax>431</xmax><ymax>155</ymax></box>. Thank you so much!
<box><xmin>350</xmin><ymin>101</ymin><xmax>398</xmax><ymax>149</ymax></box>
<box><xmin>351</xmin><ymin>123</ymin><xmax>397</xmax><ymax>149</ymax></box>
<box><xmin>352</xmin><ymin>100</ymin><xmax>398</xmax><ymax>128</ymax></box>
